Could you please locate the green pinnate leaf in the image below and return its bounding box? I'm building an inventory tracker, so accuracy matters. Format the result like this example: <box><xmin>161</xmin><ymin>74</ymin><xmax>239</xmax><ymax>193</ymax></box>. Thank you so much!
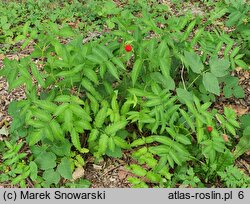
<box><xmin>71</xmin><ymin>128</ymin><xmax>81</xmax><ymax>151</ymax></box>
<box><xmin>105</xmin><ymin>61</ymin><xmax>119</xmax><ymax>80</ymax></box>
<box><xmin>130</xmin><ymin>164</ymin><xmax>147</xmax><ymax>177</ymax></box>
<box><xmin>105</xmin><ymin>120</ymin><xmax>128</xmax><ymax>135</ymax></box>
<box><xmin>28</xmin><ymin>130</ymin><xmax>43</xmax><ymax>146</ymax></box>
<box><xmin>29</xmin><ymin>161</ymin><xmax>38</xmax><ymax>181</ymax></box>
<box><xmin>113</xmin><ymin>136</ymin><xmax>130</xmax><ymax>149</ymax></box>
<box><xmin>98</xmin><ymin>134</ymin><xmax>109</xmax><ymax>155</ymax></box>
<box><xmin>131</xmin><ymin>59</ymin><xmax>143</xmax><ymax>86</ymax></box>
<box><xmin>146</xmin><ymin>171</ymin><xmax>162</xmax><ymax>183</ymax></box>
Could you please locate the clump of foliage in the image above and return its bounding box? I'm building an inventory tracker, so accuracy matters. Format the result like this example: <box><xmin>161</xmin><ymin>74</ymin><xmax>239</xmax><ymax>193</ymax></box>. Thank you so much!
<box><xmin>0</xmin><ymin>0</ymin><xmax>249</xmax><ymax>188</ymax></box>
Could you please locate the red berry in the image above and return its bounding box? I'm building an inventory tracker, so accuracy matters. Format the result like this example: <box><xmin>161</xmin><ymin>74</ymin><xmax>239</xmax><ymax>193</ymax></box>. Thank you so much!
<box><xmin>207</xmin><ymin>126</ymin><xmax>213</xmax><ymax>132</ymax></box>
<box><xmin>125</xmin><ymin>44</ymin><xmax>132</xmax><ymax>52</ymax></box>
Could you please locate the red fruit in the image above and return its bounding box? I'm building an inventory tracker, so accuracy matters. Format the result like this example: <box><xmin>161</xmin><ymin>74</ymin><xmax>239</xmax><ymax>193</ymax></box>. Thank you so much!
<box><xmin>125</xmin><ymin>44</ymin><xmax>132</xmax><ymax>52</ymax></box>
<box><xmin>207</xmin><ymin>126</ymin><xmax>213</xmax><ymax>132</ymax></box>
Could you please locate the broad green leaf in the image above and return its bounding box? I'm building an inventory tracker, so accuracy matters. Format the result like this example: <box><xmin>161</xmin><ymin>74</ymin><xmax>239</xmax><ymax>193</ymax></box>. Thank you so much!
<box><xmin>181</xmin><ymin>20</ymin><xmax>196</xmax><ymax>41</ymax></box>
<box><xmin>59</xmin><ymin>26</ymin><xmax>75</xmax><ymax>37</ymax></box>
<box><xmin>176</xmin><ymin>88</ymin><xmax>193</xmax><ymax>103</ymax></box>
<box><xmin>35</xmin><ymin>152</ymin><xmax>57</xmax><ymax>170</ymax></box>
<box><xmin>50</xmin><ymin>140</ymin><xmax>71</xmax><ymax>157</ymax></box>
<box><xmin>57</xmin><ymin>157</ymin><xmax>73</xmax><ymax>179</ymax></box>
<box><xmin>233</xmin><ymin>86</ymin><xmax>245</xmax><ymax>98</ymax></box>
<box><xmin>43</xmin><ymin>169</ymin><xmax>60</xmax><ymax>184</ymax></box>
<box><xmin>202</xmin><ymin>72</ymin><xmax>220</xmax><ymax>96</ymax></box>
<box><xmin>65</xmin><ymin>179</ymin><xmax>91</xmax><ymax>188</ymax></box>
<box><xmin>235</xmin><ymin>59</ymin><xmax>248</xmax><ymax>69</ymax></box>
<box><xmin>210</xmin><ymin>57</ymin><xmax>230</xmax><ymax>77</ymax></box>
<box><xmin>196</xmin><ymin>118</ymin><xmax>204</xmax><ymax>143</ymax></box>
<box><xmin>172</xmin><ymin>142</ymin><xmax>190</xmax><ymax>156</ymax></box>
<box><xmin>184</xmin><ymin>51</ymin><xmax>204</xmax><ymax>74</ymax></box>
<box><xmin>132</xmin><ymin>147</ymin><xmax>148</xmax><ymax>158</ymax></box>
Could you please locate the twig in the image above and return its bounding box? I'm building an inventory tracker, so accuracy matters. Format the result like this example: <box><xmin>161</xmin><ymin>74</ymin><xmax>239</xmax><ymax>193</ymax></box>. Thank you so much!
<box><xmin>82</xmin><ymin>31</ymin><xmax>105</xmax><ymax>44</ymax></box>
<box><xmin>181</xmin><ymin>65</ymin><xmax>187</xmax><ymax>90</ymax></box>
<box><xmin>100</xmin><ymin>164</ymin><xmax>122</xmax><ymax>178</ymax></box>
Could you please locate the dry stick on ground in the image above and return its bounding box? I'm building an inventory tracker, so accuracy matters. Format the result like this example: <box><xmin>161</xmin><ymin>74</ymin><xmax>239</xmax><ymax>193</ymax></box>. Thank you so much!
<box><xmin>99</xmin><ymin>164</ymin><xmax>123</xmax><ymax>178</ymax></box>
<box><xmin>82</xmin><ymin>31</ymin><xmax>105</xmax><ymax>44</ymax></box>
<box><xmin>26</xmin><ymin>178</ymin><xmax>34</xmax><ymax>188</ymax></box>
<box><xmin>181</xmin><ymin>64</ymin><xmax>187</xmax><ymax>90</ymax></box>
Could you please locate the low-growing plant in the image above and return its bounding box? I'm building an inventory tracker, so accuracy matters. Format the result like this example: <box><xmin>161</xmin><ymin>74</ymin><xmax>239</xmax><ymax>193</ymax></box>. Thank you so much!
<box><xmin>218</xmin><ymin>166</ymin><xmax>250</xmax><ymax>188</ymax></box>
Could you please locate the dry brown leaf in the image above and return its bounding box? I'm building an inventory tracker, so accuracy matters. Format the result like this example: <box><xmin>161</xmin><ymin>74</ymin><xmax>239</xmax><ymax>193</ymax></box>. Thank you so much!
<box><xmin>93</xmin><ymin>164</ymin><xmax>102</xmax><ymax>170</ymax></box>
<box><xmin>222</xmin><ymin>134</ymin><xmax>229</xmax><ymax>143</ymax></box>
<box><xmin>226</xmin><ymin>105</ymin><xmax>249</xmax><ymax>116</ymax></box>
<box><xmin>118</xmin><ymin>169</ymin><xmax>128</xmax><ymax>180</ymax></box>
<box><xmin>72</xmin><ymin>167</ymin><xmax>85</xmax><ymax>181</ymax></box>
<box><xmin>0</xmin><ymin>54</ymin><xmax>5</xmax><ymax>60</ymax></box>
<box><xmin>0</xmin><ymin>126</ymin><xmax>8</xmax><ymax>136</ymax></box>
